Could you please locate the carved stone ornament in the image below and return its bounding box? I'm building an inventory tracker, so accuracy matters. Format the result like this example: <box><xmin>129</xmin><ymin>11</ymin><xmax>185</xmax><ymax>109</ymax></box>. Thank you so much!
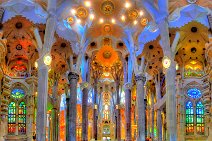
<box><xmin>101</xmin><ymin>0</ymin><xmax>115</xmax><ymax>15</ymax></box>
<box><xmin>128</xmin><ymin>9</ymin><xmax>139</xmax><ymax>20</ymax></box>
<box><xmin>187</xmin><ymin>0</ymin><xmax>197</xmax><ymax>4</ymax></box>
<box><xmin>140</xmin><ymin>18</ymin><xmax>148</xmax><ymax>26</ymax></box>
<box><xmin>135</xmin><ymin>74</ymin><xmax>146</xmax><ymax>82</ymax></box>
<box><xmin>76</xmin><ymin>7</ymin><xmax>88</xmax><ymax>18</ymax></box>
<box><xmin>68</xmin><ymin>72</ymin><xmax>79</xmax><ymax>80</ymax></box>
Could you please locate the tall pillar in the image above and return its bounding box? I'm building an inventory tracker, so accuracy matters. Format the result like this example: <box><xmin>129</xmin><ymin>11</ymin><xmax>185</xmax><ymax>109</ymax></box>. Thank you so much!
<box><xmin>115</xmin><ymin>81</ymin><xmax>121</xmax><ymax>140</ymax></box>
<box><xmin>81</xmin><ymin>82</ymin><xmax>89</xmax><ymax>141</ymax></box>
<box><xmin>158</xmin><ymin>19</ymin><xmax>177</xmax><ymax>141</ymax></box>
<box><xmin>135</xmin><ymin>74</ymin><xmax>146</xmax><ymax>141</ymax></box>
<box><xmin>150</xmin><ymin>91</ymin><xmax>154</xmax><ymax>140</ymax></box>
<box><xmin>93</xmin><ymin>79</ymin><xmax>98</xmax><ymax>140</ymax></box>
<box><xmin>26</xmin><ymin>77</ymin><xmax>37</xmax><ymax>141</ymax></box>
<box><xmin>124</xmin><ymin>83</ymin><xmax>132</xmax><ymax>141</ymax></box>
<box><xmin>36</xmin><ymin>59</ymin><xmax>49</xmax><ymax>141</ymax></box>
<box><xmin>67</xmin><ymin>72</ymin><xmax>79</xmax><ymax>141</ymax></box>
<box><xmin>155</xmin><ymin>75</ymin><xmax>162</xmax><ymax>141</ymax></box>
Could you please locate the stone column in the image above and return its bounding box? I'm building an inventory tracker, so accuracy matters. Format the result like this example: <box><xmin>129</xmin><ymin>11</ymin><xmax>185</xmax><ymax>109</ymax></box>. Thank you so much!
<box><xmin>81</xmin><ymin>82</ymin><xmax>89</xmax><ymax>141</ymax></box>
<box><xmin>36</xmin><ymin>59</ymin><xmax>49</xmax><ymax>141</ymax></box>
<box><xmin>176</xmin><ymin>76</ymin><xmax>185</xmax><ymax>141</ymax></box>
<box><xmin>115</xmin><ymin>81</ymin><xmax>121</xmax><ymax>141</ymax></box>
<box><xmin>158</xmin><ymin>19</ymin><xmax>177</xmax><ymax>141</ymax></box>
<box><xmin>150</xmin><ymin>91</ymin><xmax>154</xmax><ymax>140</ymax></box>
<box><xmin>25</xmin><ymin>77</ymin><xmax>37</xmax><ymax>141</ymax></box>
<box><xmin>155</xmin><ymin>75</ymin><xmax>162</xmax><ymax>141</ymax></box>
<box><xmin>93</xmin><ymin>79</ymin><xmax>98</xmax><ymax>140</ymax></box>
<box><xmin>124</xmin><ymin>83</ymin><xmax>132</xmax><ymax>141</ymax></box>
<box><xmin>67</xmin><ymin>72</ymin><xmax>79</xmax><ymax>141</ymax></box>
<box><xmin>135</xmin><ymin>74</ymin><xmax>146</xmax><ymax>141</ymax></box>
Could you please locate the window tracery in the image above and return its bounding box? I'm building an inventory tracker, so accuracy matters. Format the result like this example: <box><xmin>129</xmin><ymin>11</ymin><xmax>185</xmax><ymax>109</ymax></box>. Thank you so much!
<box><xmin>186</xmin><ymin>101</ymin><xmax>194</xmax><ymax>134</ymax></box>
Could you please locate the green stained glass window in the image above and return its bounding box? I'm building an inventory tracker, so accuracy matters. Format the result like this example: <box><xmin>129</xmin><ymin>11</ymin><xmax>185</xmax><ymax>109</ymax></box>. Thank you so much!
<box><xmin>18</xmin><ymin>102</ymin><xmax>26</xmax><ymax>134</ymax></box>
<box><xmin>11</xmin><ymin>88</ymin><xmax>25</xmax><ymax>99</ymax></box>
<box><xmin>196</xmin><ymin>101</ymin><xmax>204</xmax><ymax>134</ymax></box>
<box><xmin>8</xmin><ymin>102</ymin><xmax>16</xmax><ymax>134</ymax></box>
<box><xmin>186</xmin><ymin>101</ymin><xmax>194</xmax><ymax>134</ymax></box>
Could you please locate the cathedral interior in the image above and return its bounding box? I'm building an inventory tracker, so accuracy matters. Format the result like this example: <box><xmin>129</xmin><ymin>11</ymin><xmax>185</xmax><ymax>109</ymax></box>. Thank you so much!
<box><xmin>0</xmin><ymin>0</ymin><xmax>211</xmax><ymax>141</ymax></box>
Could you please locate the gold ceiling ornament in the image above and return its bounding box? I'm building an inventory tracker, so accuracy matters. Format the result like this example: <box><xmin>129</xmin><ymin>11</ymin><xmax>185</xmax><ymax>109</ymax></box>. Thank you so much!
<box><xmin>76</xmin><ymin>7</ymin><xmax>88</xmax><ymax>18</ymax></box>
<box><xmin>96</xmin><ymin>45</ymin><xmax>119</xmax><ymax>67</ymax></box>
<box><xmin>67</xmin><ymin>17</ymin><xmax>74</xmax><ymax>24</ymax></box>
<box><xmin>104</xmin><ymin>24</ymin><xmax>112</xmax><ymax>33</ymax></box>
<box><xmin>128</xmin><ymin>9</ymin><xmax>139</xmax><ymax>20</ymax></box>
<box><xmin>140</xmin><ymin>18</ymin><xmax>148</xmax><ymax>26</ymax></box>
<box><xmin>101</xmin><ymin>0</ymin><xmax>115</xmax><ymax>15</ymax></box>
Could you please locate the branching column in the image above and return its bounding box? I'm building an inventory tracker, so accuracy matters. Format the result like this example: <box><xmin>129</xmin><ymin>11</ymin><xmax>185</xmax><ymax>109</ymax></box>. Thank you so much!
<box><xmin>36</xmin><ymin>59</ymin><xmax>49</xmax><ymax>141</ymax></box>
<box><xmin>111</xmin><ymin>63</ymin><xmax>123</xmax><ymax>141</ymax></box>
<box><xmin>150</xmin><ymin>91</ymin><xmax>154</xmax><ymax>140</ymax></box>
<box><xmin>91</xmin><ymin>62</ymin><xmax>103</xmax><ymax>140</ymax></box>
<box><xmin>158</xmin><ymin>19</ymin><xmax>177</xmax><ymax>141</ymax></box>
<box><xmin>135</xmin><ymin>74</ymin><xmax>146</xmax><ymax>141</ymax></box>
<box><xmin>35</xmin><ymin>0</ymin><xmax>57</xmax><ymax>140</ymax></box>
<box><xmin>67</xmin><ymin>72</ymin><xmax>79</xmax><ymax>141</ymax></box>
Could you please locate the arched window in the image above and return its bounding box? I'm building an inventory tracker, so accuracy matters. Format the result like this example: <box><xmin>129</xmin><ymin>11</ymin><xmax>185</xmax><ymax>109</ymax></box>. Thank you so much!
<box><xmin>186</xmin><ymin>101</ymin><xmax>194</xmax><ymax>134</ymax></box>
<box><xmin>187</xmin><ymin>88</ymin><xmax>201</xmax><ymax>99</ymax></box>
<box><xmin>8</xmin><ymin>102</ymin><xmax>16</xmax><ymax>134</ymax></box>
<box><xmin>8</xmin><ymin>88</ymin><xmax>27</xmax><ymax>135</ymax></box>
<box><xmin>18</xmin><ymin>102</ymin><xmax>26</xmax><ymax>134</ymax></box>
<box><xmin>196</xmin><ymin>101</ymin><xmax>204</xmax><ymax>134</ymax></box>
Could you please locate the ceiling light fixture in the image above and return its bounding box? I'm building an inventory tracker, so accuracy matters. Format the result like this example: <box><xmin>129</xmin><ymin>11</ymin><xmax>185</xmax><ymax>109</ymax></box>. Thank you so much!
<box><xmin>76</xmin><ymin>19</ymin><xmax>81</xmax><ymax>23</ymax></box>
<box><xmin>139</xmin><ymin>10</ymin><xmax>144</xmax><ymax>16</ymax></box>
<box><xmin>99</xmin><ymin>18</ymin><xmax>104</xmax><ymax>23</ymax></box>
<box><xmin>89</xmin><ymin>14</ymin><xmax>95</xmax><ymax>20</ymax></box>
<box><xmin>111</xmin><ymin>18</ymin><xmax>116</xmax><ymax>24</ymax></box>
<box><xmin>71</xmin><ymin>9</ymin><xmax>76</xmax><ymax>15</ymax></box>
<box><xmin>133</xmin><ymin>20</ymin><xmax>138</xmax><ymax>25</ymax></box>
<box><xmin>84</xmin><ymin>1</ymin><xmax>91</xmax><ymax>7</ymax></box>
<box><xmin>121</xmin><ymin>15</ymin><xmax>125</xmax><ymax>21</ymax></box>
<box><xmin>125</xmin><ymin>2</ymin><xmax>131</xmax><ymax>8</ymax></box>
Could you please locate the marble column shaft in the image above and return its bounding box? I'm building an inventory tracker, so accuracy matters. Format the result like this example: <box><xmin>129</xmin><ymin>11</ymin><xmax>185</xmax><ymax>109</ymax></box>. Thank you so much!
<box><xmin>93</xmin><ymin>79</ymin><xmax>98</xmax><ymax>140</ymax></box>
<box><xmin>151</xmin><ymin>92</ymin><xmax>154</xmax><ymax>140</ymax></box>
<box><xmin>155</xmin><ymin>77</ymin><xmax>162</xmax><ymax>141</ymax></box>
<box><xmin>135</xmin><ymin>74</ymin><xmax>146</xmax><ymax>141</ymax></box>
<box><xmin>116</xmin><ymin>82</ymin><xmax>121</xmax><ymax>141</ymax></box>
<box><xmin>36</xmin><ymin>62</ymin><xmax>49</xmax><ymax>141</ymax></box>
<box><xmin>82</xmin><ymin>86</ymin><xmax>89</xmax><ymax>141</ymax></box>
<box><xmin>125</xmin><ymin>88</ymin><xmax>132</xmax><ymax>141</ymax></box>
<box><xmin>67</xmin><ymin>72</ymin><xmax>79</xmax><ymax>141</ymax></box>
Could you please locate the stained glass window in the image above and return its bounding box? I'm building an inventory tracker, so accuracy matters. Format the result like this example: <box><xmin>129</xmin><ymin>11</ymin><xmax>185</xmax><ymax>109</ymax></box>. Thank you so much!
<box><xmin>11</xmin><ymin>88</ymin><xmax>25</xmax><ymax>99</ymax></box>
<box><xmin>186</xmin><ymin>101</ymin><xmax>194</xmax><ymax>134</ymax></box>
<box><xmin>187</xmin><ymin>88</ymin><xmax>201</xmax><ymax>98</ymax></box>
<box><xmin>196</xmin><ymin>101</ymin><xmax>204</xmax><ymax>134</ymax></box>
<box><xmin>18</xmin><ymin>102</ymin><xmax>26</xmax><ymax>134</ymax></box>
<box><xmin>8</xmin><ymin>102</ymin><xmax>16</xmax><ymax>134</ymax></box>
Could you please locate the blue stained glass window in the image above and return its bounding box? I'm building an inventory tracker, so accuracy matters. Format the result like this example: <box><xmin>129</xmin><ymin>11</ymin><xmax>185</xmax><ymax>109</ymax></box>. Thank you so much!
<box><xmin>187</xmin><ymin>88</ymin><xmax>201</xmax><ymax>98</ymax></box>
<box><xmin>196</xmin><ymin>101</ymin><xmax>204</xmax><ymax>134</ymax></box>
<box><xmin>186</xmin><ymin>101</ymin><xmax>194</xmax><ymax>134</ymax></box>
<box><xmin>11</xmin><ymin>89</ymin><xmax>25</xmax><ymax>99</ymax></box>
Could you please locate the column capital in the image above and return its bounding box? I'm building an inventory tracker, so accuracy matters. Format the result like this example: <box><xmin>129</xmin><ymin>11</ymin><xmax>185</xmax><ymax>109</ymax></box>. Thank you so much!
<box><xmin>135</xmin><ymin>73</ymin><xmax>146</xmax><ymax>82</ymax></box>
<box><xmin>68</xmin><ymin>72</ymin><xmax>79</xmax><ymax>81</ymax></box>
<box><xmin>124</xmin><ymin>82</ymin><xmax>132</xmax><ymax>90</ymax></box>
<box><xmin>80</xmin><ymin>81</ymin><xmax>91</xmax><ymax>90</ymax></box>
